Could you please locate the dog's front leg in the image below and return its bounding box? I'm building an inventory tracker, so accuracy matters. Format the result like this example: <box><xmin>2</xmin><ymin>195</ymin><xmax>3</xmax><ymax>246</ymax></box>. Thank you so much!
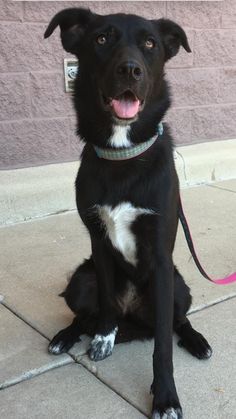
<box><xmin>88</xmin><ymin>238</ymin><xmax>118</xmax><ymax>361</ymax></box>
<box><xmin>151</xmin><ymin>255</ymin><xmax>182</xmax><ymax>419</ymax></box>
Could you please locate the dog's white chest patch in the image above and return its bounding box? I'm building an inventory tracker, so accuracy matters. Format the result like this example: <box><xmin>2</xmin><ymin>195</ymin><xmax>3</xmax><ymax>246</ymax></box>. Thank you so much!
<box><xmin>108</xmin><ymin>125</ymin><xmax>131</xmax><ymax>148</ymax></box>
<box><xmin>97</xmin><ymin>202</ymin><xmax>153</xmax><ymax>266</ymax></box>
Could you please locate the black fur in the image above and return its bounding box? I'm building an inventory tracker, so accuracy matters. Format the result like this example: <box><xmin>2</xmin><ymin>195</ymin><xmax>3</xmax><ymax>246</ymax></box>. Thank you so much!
<box><xmin>45</xmin><ymin>9</ymin><xmax>212</xmax><ymax>418</ymax></box>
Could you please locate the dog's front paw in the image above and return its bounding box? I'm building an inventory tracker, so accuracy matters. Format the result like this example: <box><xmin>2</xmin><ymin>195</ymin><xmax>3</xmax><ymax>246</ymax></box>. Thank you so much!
<box><xmin>152</xmin><ymin>407</ymin><xmax>183</xmax><ymax>419</ymax></box>
<box><xmin>88</xmin><ymin>328</ymin><xmax>117</xmax><ymax>361</ymax></box>
<box><xmin>151</xmin><ymin>381</ymin><xmax>182</xmax><ymax>419</ymax></box>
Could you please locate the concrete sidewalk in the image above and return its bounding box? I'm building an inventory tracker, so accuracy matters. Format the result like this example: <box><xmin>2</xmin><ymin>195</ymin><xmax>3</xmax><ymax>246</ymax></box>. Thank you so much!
<box><xmin>0</xmin><ymin>179</ymin><xmax>235</xmax><ymax>418</ymax></box>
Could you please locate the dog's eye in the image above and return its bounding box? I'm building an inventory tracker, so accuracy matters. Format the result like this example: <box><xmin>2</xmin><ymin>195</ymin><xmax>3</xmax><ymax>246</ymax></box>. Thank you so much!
<box><xmin>96</xmin><ymin>34</ymin><xmax>107</xmax><ymax>45</ymax></box>
<box><xmin>145</xmin><ymin>38</ymin><xmax>155</xmax><ymax>49</ymax></box>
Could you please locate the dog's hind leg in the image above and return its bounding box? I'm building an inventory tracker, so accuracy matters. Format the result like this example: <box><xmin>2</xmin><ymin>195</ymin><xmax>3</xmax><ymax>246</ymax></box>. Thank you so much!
<box><xmin>48</xmin><ymin>257</ymin><xmax>99</xmax><ymax>355</ymax></box>
<box><xmin>61</xmin><ymin>257</ymin><xmax>99</xmax><ymax>315</ymax></box>
<box><xmin>173</xmin><ymin>267</ymin><xmax>212</xmax><ymax>359</ymax></box>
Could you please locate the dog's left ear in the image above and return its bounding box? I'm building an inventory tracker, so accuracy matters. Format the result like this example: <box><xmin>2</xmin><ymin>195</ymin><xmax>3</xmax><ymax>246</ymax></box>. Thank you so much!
<box><xmin>153</xmin><ymin>19</ymin><xmax>191</xmax><ymax>61</ymax></box>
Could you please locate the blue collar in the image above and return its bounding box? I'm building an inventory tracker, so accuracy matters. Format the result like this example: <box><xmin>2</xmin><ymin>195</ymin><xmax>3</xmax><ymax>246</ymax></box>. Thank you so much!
<box><xmin>94</xmin><ymin>122</ymin><xmax>164</xmax><ymax>161</ymax></box>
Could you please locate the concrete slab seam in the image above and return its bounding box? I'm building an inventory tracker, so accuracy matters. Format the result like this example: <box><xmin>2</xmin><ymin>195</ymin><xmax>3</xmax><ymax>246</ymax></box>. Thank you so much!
<box><xmin>188</xmin><ymin>293</ymin><xmax>236</xmax><ymax>316</ymax></box>
<box><xmin>1</xmin><ymin>301</ymin><xmax>51</xmax><ymax>341</ymax></box>
<box><xmin>207</xmin><ymin>184</ymin><xmax>236</xmax><ymax>194</ymax></box>
<box><xmin>0</xmin><ymin>358</ymin><xmax>73</xmax><ymax>391</ymax></box>
<box><xmin>77</xmin><ymin>361</ymin><xmax>149</xmax><ymax>418</ymax></box>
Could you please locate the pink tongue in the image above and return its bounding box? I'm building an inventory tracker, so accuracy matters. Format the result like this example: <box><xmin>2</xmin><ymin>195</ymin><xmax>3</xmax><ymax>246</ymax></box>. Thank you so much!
<box><xmin>111</xmin><ymin>98</ymin><xmax>140</xmax><ymax>119</ymax></box>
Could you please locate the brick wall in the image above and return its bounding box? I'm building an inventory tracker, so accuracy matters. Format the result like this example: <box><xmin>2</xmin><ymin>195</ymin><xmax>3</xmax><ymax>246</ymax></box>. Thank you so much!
<box><xmin>0</xmin><ymin>1</ymin><xmax>236</xmax><ymax>169</ymax></box>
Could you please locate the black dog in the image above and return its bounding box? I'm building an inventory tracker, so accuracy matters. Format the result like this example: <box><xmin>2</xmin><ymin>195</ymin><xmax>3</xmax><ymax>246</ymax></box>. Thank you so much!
<box><xmin>45</xmin><ymin>9</ymin><xmax>212</xmax><ymax>418</ymax></box>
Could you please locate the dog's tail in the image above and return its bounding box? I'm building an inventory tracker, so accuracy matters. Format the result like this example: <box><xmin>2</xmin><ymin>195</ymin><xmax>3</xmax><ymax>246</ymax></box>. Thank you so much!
<box><xmin>178</xmin><ymin>197</ymin><xmax>236</xmax><ymax>285</ymax></box>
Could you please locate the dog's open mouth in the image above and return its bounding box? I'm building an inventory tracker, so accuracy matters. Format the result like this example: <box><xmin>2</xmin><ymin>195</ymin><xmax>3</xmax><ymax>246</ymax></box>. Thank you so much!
<box><xmin>103</xmin><ymin>90</ymin><xmax>144</xmax><ymax>120</ymax></box>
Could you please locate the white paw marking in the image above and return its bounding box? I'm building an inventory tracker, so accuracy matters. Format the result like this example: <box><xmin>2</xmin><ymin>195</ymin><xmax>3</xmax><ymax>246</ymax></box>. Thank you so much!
<box><xmin>93</xmin><ymin>327</ymin><xmax>117</xmax><ymax>349</ymax></box>
<box><xmin>205</xmin><ymin>348</ymin><xmax>213</xmax><ymax>358</ymax></box>
<box><xmin>108</xmin><ymin>125</ymin><xmax>131</xmax><ymax>148</ymax></box>
<box><xmin>97</xmin><ymin>202</ymin><xmax>154</xmax><ymax>266</ymax></box>
<box><xmin>48</xmin><ymin>343</ymin><xmax>61</xmax><ymax>354</ymax></box>
<box><xmin>162</xmin><ymin>408</ymin><xmax>179</xmax><ymax>419</ymax></box>
<box><xmin>152</xmin><ymin>407</ymin><xmax>181</xmax><ymax>419</ymax></box>
<box><xmin>89</xmin><ymin>327</ymin><xmax>118</xmax><ymax>360</ymax></box>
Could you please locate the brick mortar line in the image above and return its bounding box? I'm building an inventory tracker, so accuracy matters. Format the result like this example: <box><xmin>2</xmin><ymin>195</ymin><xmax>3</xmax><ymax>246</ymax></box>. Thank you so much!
<box><xmin>221</xmin><ymin>26</ymin><xmax>236</xmax><ymax>30</ymax></box>
<box><xmin>1</xmin><ymin>66</ymin><xmax>236</xmax><ymax>76</ymax></box>
<box><xmin>0</xmin><ymin>21</ymin><xmax>47</xmax><ymax>25</ymax></box>
<box><xmin>26</xmin><ymin>71</ymin><xmax>33</xmax><ymax>120</ymax></box>
<box><xmin>0</xmin><ymin>116</ymin><xmax>74</xmax><ymax>124</ymax></box>
<box><xmin>169</xmin><ymin>102</ymin><xmax>236</xmax><ymax>110</ymax></box>
<box><xmin>1</xmin><ymin>102</ymin><xmax>236</xmax><ymax>126</ymax></box>
<box><xmin>187</xmin><ymin>28</ymin><xmax>236</xmax><ymax>32</ymax></box>
<box><xmin>0</xmin><ymin>20</ymin><xmax>23</xmax><ymax>24</ymax></box>
<box><xmin>2</xmin><ymin>20</ymin><xmax>236</xmax><ymax>31</ymax></box>
<box><xmin>166</xmin><ymin>66</ymin><xmax>236</xmax><ymax>72</ymax></box>
<box><xmin>164</xmin><ymin>1</ymin><xmax>167</xmax><ymax>18</ymax></box>
<box><xmin>29</xmin><ymin>70</ymin><xmax>64</xmax><ymax>75</ymax></box>
<box><xmin>176</xmin><ymin>137</ymin><xmax>236</xmax><ymax>147</ymax></box>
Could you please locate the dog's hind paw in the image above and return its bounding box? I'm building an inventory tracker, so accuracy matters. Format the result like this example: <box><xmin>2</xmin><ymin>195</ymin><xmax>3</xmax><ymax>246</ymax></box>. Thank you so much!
<box><xmin>88</xmin><ymin>328</ymin><xmax>117</xmax><ymax>361</ymax></box>
<box><xmin>48</xmin><ymin>327</ymin><xmax>80</xmax><ymax>355</ymax></box>
<box><xmin>178</xmin><ymin>329</ymin><xmax>212</xmax><ymax>360</ymax></box>
<box><xmin>152</xmin><ymin>407</ymin><xmax>183</xmax><ymax>419</ymax></box>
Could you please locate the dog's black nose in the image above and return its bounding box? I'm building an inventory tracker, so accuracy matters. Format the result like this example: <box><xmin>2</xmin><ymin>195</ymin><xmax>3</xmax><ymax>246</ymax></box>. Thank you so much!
<box><xmin>116</xmin><ymin>61</ymin><xmax>143</xmax><ymax>81</ymax></box>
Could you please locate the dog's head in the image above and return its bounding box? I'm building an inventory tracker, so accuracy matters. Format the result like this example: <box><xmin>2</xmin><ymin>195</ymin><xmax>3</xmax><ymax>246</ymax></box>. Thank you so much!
<box><xmin>45</xmin><ymin>8</ymin><xmax>190</xmax><ymax>144</ymax></box>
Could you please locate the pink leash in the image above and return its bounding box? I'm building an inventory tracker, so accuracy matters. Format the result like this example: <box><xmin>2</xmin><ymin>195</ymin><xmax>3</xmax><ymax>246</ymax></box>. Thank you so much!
<box><xmin>178</xmin><ymin>197</ymin><xmax>236</xmax><ymax>285</ymax></box>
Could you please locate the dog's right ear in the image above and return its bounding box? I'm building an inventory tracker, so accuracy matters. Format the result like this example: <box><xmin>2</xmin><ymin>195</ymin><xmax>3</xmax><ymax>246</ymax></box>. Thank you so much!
<box><xmin>44</xmin><ymin>8</ymin><xmax>95</xmax><ymax>54</ymax></box>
